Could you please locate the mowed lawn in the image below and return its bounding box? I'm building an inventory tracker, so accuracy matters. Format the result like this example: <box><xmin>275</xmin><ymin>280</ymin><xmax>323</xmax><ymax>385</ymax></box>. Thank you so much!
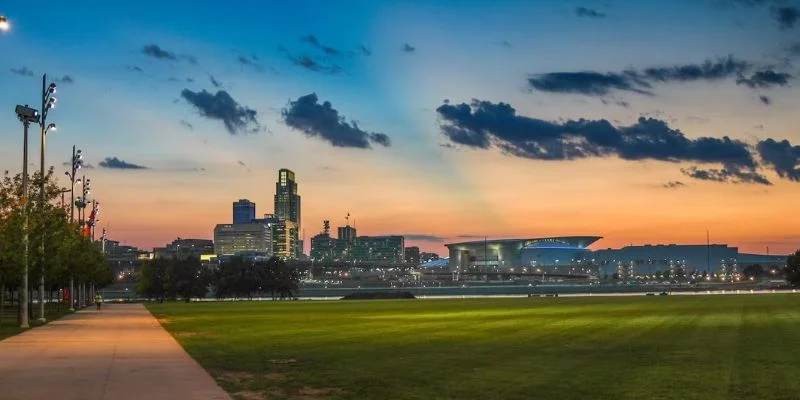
<box><xmin>147</xmin><ymin>295</ymin><xmax>800</xmax><ymax>400</ymax></box>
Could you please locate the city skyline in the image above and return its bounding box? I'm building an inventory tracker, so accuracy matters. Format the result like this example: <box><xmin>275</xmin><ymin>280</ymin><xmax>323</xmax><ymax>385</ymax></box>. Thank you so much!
<box><xmin>2</xmin><ymin>1</ymin><xmax>800</xmax><ymax>255</ymax></box>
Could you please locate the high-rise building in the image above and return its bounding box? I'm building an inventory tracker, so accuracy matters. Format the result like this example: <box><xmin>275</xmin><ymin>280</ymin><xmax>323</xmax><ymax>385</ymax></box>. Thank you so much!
<box><xmin>274</xmin><ymin>169</ymin><xmax>301</xmax><ymax>258</ymax></box>
<box><xmin>404</xmin><ymin>246</ymin><xmax>421</xmax><ymax>264</ymax></box>
<box><xmin>351</xmin><ymin>236</ymin><xmax>405</xmax><ymax>263</ymax></box>
<box><xmin>272</xmin><ymin>220</ymin><xmax>298</xmax><ymax>259</ymax></box>
<box><xmin>233</xmin><ymin>199</ymin><xmax>256</xmax><ymax>224</ymax></box>
<box><xmin>274</xmin><ymin>169</ymin><xmax>301</xmax><ymax>226</ymax></box>
<box><xmin>214</xmin><ymin>222</ymin><xmax>273</xmax><ymax>256</ymax></box>
<box><xmin>338</xmin><ymin>225</ymin><xmax>357</xmax><ymax>243</ymax></box>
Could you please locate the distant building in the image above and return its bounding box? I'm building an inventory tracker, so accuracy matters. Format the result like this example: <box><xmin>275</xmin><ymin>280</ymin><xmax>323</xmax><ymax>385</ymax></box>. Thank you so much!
<box><xmin>274</xmin><ymin>169</ymin><xmax>301</xmax><ymax>226</ymax></box>
<box><xmin>272</xmin><ymin>220</ymin><xmax>298</xmax><ymax>259</ymax></box>
<box><xmin>274</xmin><ymin>169</ymin><xmax>301</xmax><ymax>258</ymax></box>
<box><xmin>214</xmin><ymin>222</ymin><xmax>273</xmax><ymax>256</ymax></box>
<box><xmin>338</xmin><ymin>225</ymin><xmax>357</xmax><ymax>243</ymax></box>
<box><xmin>445</xmin><ymin>237</ymin><xmax>788</xmax><ymax>277</ymax></box>
<box><xmin>404</xmin><ymin>246</ymin><xmax>421</xmax><ymax>264</ymax></box>
<box><xmin>310</xmin><ymin>232</ymin><xmax>336</xmax><ymax>261</ymax></box>
<box><xmin>421</xmin><ymin>252</ymin><xmax>440</xmax><ymax>262</ymax></box>
<box><xmin>352</xmin><ymin>236</ymin><xmax>405</xmax><ymax>263</ymax></box>
<box><xmin>154</xmin><ymin>238</ymin><xmax>214</xmax><ymax>260</ymax></box>
<box><xmin>233</xmin><ymin>199</ymin><xmax>256</xmax><ymax>224</ymax></box>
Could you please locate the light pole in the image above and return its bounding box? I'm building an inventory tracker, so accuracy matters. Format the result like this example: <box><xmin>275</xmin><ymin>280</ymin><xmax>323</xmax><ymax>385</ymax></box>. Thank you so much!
<box><xmin>65</xmin><ymin>146</ymin><xmax>83</xmax><ymax>311</ymax></box>
<box><xmin>15</xmin><ymin>104</ymin><xmax>40</xmax><ymax>329</ymax></box>
<box><xmin>75</xmin><ymin>176</ymin><xmax>90</xmax><ymax>308</ymax></box>
<box><xmin>38</xmin><ymin>75</ymin><xmax>58</xmax><ymax>323</ymax></box>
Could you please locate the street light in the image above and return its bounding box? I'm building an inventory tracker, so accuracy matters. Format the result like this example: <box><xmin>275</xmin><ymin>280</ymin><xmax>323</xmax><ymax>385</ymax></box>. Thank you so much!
<box><xmin>64</xmin><ymin>146</ymin><xmax>83</xmax><ymax>311</ymax></box>
<box><xmin>14</xmin><ymin>104</ymin><xmax>39</xmax><ymax>329</ymax></box>
<box><xmin>0</xmin><ymin>16</ymin><xmax>10</xmax><ymax>32</ymax></box>
<box><xmin>37</xmin><ymin>75</ymin><xmax>58</xmax><ymax>323</ymax></box>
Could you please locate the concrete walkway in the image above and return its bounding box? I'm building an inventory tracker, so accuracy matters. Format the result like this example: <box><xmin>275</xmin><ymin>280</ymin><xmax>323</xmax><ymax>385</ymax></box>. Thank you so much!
<box><xmin>0</xmin><ymin>304</ymin><xmax>230</xmax><ymax>400</ymax></box>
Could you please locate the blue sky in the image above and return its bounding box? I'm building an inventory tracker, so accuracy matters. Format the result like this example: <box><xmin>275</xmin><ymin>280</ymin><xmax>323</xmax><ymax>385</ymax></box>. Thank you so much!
<box><xmin>1</xmin><ymin>0</ymin><xmax>799</xmax><ymax>253</ymax></box>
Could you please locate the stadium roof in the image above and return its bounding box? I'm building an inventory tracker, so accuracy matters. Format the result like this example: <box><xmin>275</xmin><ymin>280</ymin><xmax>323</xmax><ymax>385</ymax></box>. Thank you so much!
<box><xmin>445</xmin><ymin>236</ymin><xmax>602</xmax><ymax>249</ymax></box>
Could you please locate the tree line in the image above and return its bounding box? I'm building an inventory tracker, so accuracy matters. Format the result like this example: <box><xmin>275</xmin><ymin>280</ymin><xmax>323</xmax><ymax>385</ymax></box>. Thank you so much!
<box><xmin>0</xmin><ymin>169</ymin><xmax>112</xmax><ymax>326</ymax></box>
<box><xmin>136</xmin><ymin>256</ymin><xmax>301</xmax><ymax>302</ymax></box>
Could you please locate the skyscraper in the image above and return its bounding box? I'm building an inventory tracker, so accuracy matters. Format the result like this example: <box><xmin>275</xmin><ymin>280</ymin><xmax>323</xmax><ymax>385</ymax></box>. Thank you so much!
<box><xmin>233</xmin><ymin>199</ymin><xmax>256</xmax><ymax>224</ymax></box>
<box><xmin>274</xmin><ymin>169</ymin><xmax>301</xmax><ymax>257</ymax></box>
<box><xmin>274</xmin><ymin>169</ymin><xmax>300</xmax><ymax>226</ymax></box>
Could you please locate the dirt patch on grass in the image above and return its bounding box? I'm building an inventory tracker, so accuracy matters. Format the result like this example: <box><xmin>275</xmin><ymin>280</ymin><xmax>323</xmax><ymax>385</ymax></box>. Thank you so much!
<box><xmin>217</xmin><ymin>371</ymin><xmax>256</xmax><ymax>382</ymax></box>
<box><xmin>291</xmin><ymin>387</ymin><xmax>343</xmax><ymax>400</ymax></box>
<box><xmin>269</xmin><ymin>358</ymin><xmax>298</xmax><ymax>364</ymax></box>
<box><xmin>233</xmin><ymin>390</ymin><xmax>269</xmax><ymax>400</ymax></box>
<box><xmin>264</xmin><ymin>372</ymin><xmax>288</xmax><ymax>382</ymax></box>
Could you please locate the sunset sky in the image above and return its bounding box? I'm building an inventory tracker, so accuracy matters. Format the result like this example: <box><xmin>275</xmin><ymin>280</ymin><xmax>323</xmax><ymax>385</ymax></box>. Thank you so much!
<box><xmin>1</xmin><ymin>0</ymin><xmax>799</xmax><ymax>255</ymax></box>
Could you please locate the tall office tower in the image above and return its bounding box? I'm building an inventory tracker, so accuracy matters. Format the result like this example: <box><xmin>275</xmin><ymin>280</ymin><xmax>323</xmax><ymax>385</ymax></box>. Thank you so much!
<box><xmin>274</xmin><ymin>169</ymin><xmax>301</xmax><ymax>258</ymax></box>
<box><xmin>274</xmin><ymin>169</ymin><xmax>301</xmax><ymax>227</ymax></box>
<box><xmin>233</xmin><ymin>199</ymin><xmax>256</xmax><ymax>224</ymax></box>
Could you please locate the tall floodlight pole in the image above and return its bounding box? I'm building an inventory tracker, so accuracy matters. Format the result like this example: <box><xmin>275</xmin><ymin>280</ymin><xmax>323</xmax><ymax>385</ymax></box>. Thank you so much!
<box><xmin>15</xmin><ymin>104</ymin><xmax>41</xmax><ymax>329</ymax></box>
<box><xmin>37</xmin><ymin>74</ymin><xmax>58</xmax><ymax>322</ymax></box>
<box><xmin>64</xmin><ymin>146</ymin><xmax>83</xmax><ymax>311</ymax></box>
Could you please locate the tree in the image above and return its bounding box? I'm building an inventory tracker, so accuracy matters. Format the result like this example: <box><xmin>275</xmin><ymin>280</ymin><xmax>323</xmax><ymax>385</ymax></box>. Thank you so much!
<box><xmin>785</xmin><ymin>250</ymin><xmax>800</xmax><ymax>287</ymax></box>
<box><xmin>172</xmin><ymin>257</ymin><xmax>210</xmax><ymax>302</ymax></box>
<box><xmin>742</xmin><ymin>264</ymin><xmax>765</xmax><ymax>279</ymax></box>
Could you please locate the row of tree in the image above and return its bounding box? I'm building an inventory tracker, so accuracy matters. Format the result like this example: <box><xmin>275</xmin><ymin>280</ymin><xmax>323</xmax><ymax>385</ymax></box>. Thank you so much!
<box><xmin>136</xmin><ymin>256</ymin><xmax>300</xmax><ymax>302</ymax></box>
<box><xmin>0</xmin><ymin>169</ymin><xmax>112</xmax><ymax>325</ymax></box>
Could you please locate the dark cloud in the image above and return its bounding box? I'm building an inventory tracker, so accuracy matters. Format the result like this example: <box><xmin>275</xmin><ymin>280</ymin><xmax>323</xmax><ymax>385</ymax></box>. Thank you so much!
<box><xmin>528</xmin><ymin>56</ymin><xmax>751</xmax><ymax>96</ymax></box>
<box><xmin>680</xmin><ymin>166</ymin><xmax>771</xmax><ymax>185</ymax></box>
<box><xmin>180</xmin><ymin>89</ymin><xmax>260</xmax><ymax>135</ymax></box>
<box><xmin>282</xmin><ymin>93</ymin><xmax>391</xmax><ymax>149</ymax></box>
<box><xmin>757</xmin><ymin>138</ymin><xmax>800</xmax><ymax>181</ymax></box>
<box><xmin>773</xmin><ymin>6</ymin><xmax>800</xmax><ymax>29</ymax></box>
<box><xmin>759</xmin><ymin>95</ymin><xmax>772</xmax><ymax>105</ymax></box>
<box><xmin>357</xmin><ymin>45</ymin><xmax>372</xmax><ymax>56</ymax></box>
<box><xmin>403</xmin><ymin>234</ymin><xmax>446</xmax><ymax>242</ymax></box>
<box><xmin>142</xmin><ymin>44</ymin><xmax>197</xmax><ymax>64</ymax></box>
<box><xmin>663</xmin><ymin>181</ymin><xmax>686</xmax><ymax>189</ymax></box>
<box><xmin>301</xmin><ymin>35</ymin><xmax>342</xmax><ymax>56</ymax></box>
<box><xmin>575</xmin><ymin>7</ymin><xmax>606</xmax><ymax>18</ymax></box>
<box><xmin>99</xmin><ymin>157</ymin><xmax>147</xmax><ymax>170</ymax></box>
<box><xmin>736</xmin><ymin>70</ymin><xmax>792</xmax><ymax>88</ymax></box>
<box><xmin>237</xmin><ymin>55</ymin><xmax>264</xmax><ymax>72</ymax></box>
<box><xmin>179</xmin><ymin>120</ymin><xmax>193</xmax><ymax>130</ymax></box>
<box><xmin>278</xmin><ymin>46</ymin><xmax>341</xmax><ymax>74</ymax></box>
<box><xmin>402</xmin><ymin>43</ymin><xmax>416</xmax><ymax>53</ymax></box>
<box><xmin>436</xmin><ymin>99</ymin><xmax>770</xmax><ymax>184</ymax></box>
<box><xmin>501</xmin><ymin>41</ymin><xmax>512</xmax><ymax>48</ymax></box>
<box><xmin>126</xmin><ymin>65</ymin><xmax>143</xmax><ymax>73</ymax></box>
<box><xmin>180</xmin><ymin>55</ymin><xmax>198</xmax><ymax>65</ymax></box>
<box><xmin>528</xmin><ymin>71</ymin><xmax>651</xmax><ymax>96</ymax></box>
<box><xmin>640</xmin><ymin>55</ymin><xmax>750</xmax><ymax>82</ymax></box>
<box><xmin>55</xmin><ymin>75</ymin><xmax>74</xmax><ymax>84</ymax></box>
<box><xmin>142</xmin><ymin>44</ymin><xmax>178</xmax><ymax>61</ymax></box>
<box><xmin>10</xmin><ymin>66</ymin><xmax>34</xmax><ymax>77</ymax></box>
<box><xmin>209</xmin><ymin>75</ymin><xmax>222</xmax><ymax>88</ymax></box>
<box><xmin>237</xmin><ymin>160</ymin><xmax>246</xmax><ymax>167</ymax></box>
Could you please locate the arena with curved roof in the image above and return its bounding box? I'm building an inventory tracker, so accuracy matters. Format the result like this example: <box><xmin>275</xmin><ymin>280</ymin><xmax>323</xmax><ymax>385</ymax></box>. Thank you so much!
<box><xmin>446</xmin><ymin>236</ymin><xmax>602</xmax><ymax>272</ymax></box>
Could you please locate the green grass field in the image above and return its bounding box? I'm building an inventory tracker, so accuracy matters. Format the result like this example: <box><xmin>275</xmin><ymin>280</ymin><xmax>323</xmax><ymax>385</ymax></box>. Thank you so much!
<box><xmin>147</xmin><ymin>295</ymin><xmax>800</xmax><ymax>400</ymax></box>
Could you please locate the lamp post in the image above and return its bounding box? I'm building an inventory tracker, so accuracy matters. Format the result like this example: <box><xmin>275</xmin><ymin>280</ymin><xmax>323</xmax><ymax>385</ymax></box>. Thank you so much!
<box><xmin>75</xmin><ymin>176</ymin><xmax>90</xmax><ymax>308</ymax></box>
<box><xmin>64</xmin><ymin>146</ymin><xmax>83</xmax><ymax>311</ymax></box>
<box><xmin>14</xmin><ymin>104</ymin><xmax>40</xmax><ymax>329</ymax></box>
<box><xmin>37</xmin><ymin>74</ymin><xmax>58</xmax><ymax>323</ymax></box>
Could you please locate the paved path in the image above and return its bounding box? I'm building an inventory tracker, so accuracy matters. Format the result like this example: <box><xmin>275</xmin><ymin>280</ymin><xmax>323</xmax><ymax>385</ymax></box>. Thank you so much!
<box><xmin>0</xmin><ymin>304</ymin><xmax>230</xmax><ymax>400</ymax></box>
